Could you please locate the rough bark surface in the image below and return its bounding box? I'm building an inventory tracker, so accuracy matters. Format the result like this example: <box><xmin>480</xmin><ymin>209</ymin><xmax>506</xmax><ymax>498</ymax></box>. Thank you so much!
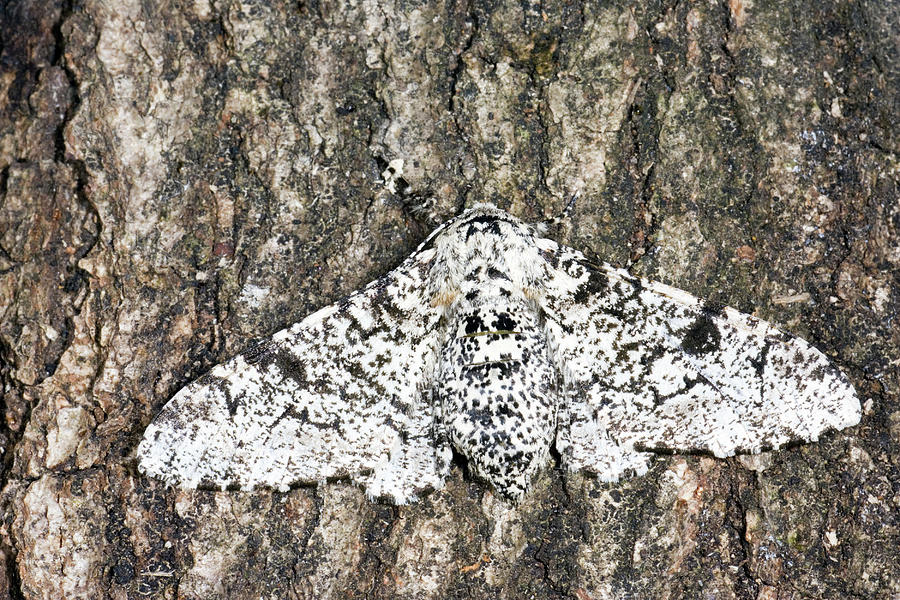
<box><xmin>1</xmin><ymin>0</ymin><xmax>897</xmax><ymax>598</ymax></box>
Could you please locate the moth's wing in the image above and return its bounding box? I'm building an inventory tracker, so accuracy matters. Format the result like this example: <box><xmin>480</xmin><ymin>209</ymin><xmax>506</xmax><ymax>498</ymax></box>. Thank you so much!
<box><xmin>535</xmin><ymin>238</ymin><xmax>861</xmax><ymax>480</ymax></box>
<box><xmin>138</xmin><ymin>247</ymin><xmax>449</xmax><ymax>504</ymax></box>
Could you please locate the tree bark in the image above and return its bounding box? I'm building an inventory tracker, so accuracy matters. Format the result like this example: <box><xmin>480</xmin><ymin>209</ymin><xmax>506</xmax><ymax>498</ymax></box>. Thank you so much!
<box><xmin>1</xmin><ymin>0</ymin><xmax>897</xmax><ymax>598</ymax></box>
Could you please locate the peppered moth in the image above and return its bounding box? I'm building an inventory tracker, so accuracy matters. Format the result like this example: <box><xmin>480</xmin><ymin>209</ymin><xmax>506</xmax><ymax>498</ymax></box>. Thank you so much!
<box><xmin>138</xmin><ymin>204</ymin><xmax>861</xmax><ymax>503</ymax></box>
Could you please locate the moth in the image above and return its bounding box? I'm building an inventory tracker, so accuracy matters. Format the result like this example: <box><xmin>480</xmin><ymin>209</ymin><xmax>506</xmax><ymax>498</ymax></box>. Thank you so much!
<box><xmin>138</xmin><ymin>204</ymin><xmax>861</xmax><ymax>503</ymax></box>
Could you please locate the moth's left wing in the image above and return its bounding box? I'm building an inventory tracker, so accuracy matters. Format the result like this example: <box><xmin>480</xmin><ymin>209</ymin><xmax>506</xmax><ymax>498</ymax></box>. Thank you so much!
<box><xmin>535</xmin><ymin>237</ymin><xmax>861</xmax><ymax>480</ymax></box>
<box><xmin>138</xmin><ymin>245</ymin><xmax>449</xmax><ymax>504</ymax></box>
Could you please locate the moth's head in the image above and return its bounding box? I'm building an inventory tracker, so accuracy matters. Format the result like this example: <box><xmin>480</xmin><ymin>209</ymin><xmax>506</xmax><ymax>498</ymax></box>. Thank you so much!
<box><xmin>454</xmin><ymin>203</ymin><xmax>522</xmax><ymax>225</ymax></box>
<box><xmin>447</xmin><ymin>204</ymin><xmax>539</xmax><ymax>258</ymax></box>
<box><xmin>416</xmin><ymin>203</ymin><xmax>532</xmax><ymax>253</ymax></box>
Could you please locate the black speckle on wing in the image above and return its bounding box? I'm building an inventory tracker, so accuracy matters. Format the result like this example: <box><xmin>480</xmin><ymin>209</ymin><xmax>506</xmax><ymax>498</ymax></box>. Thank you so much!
<box><xmin>573</xmin><ymin>265</ymin><xmax>609</xmax><ymax>304</ymax></box>
<box><xmin>747</xmin><ymin>340</ymin><xmax>771</xmax><ymax>376</ymax></box>
<box><xmin>371</xmin><ymin>276</ymin><xmax>408</xmax><ymax>321</ymax></box>
<box><xmin>649</xmin><ymin>372</ymin><xmax>707</xmax><ymax>408</ymax></box>
<box><xmin>680</xmin><ymin>314</ymin><xmax>722</xmax><ymax>356</ymax></box>
<box><xmin>243</xmin><ymin>340</ymin><xmax>276</xmax><ymax>365</ymax></box>
<box><xmin>222</xmin><ymin>382</ymin><xmax>239</xmax><ymax>417</ymax></box>
<box><xmin>808</xmin><ymin>364</ymin><xmax>827</xmax><ymax>382</ymax></box>
<box><xmin>273</xmin><ymin>348</ymin><xmax>309</xmax><ymax>386</ymax></box>
<box><xmin>701</xmin><ymin>299</ymin><xmax>726</xmax><ymax>316</ymax></box>
<box><xmin>279</xmin><ymin>404</ymin><xmax>338</xmax><ymax>431</ymax></box>
<box><xmin>539</xmin><ymin>248</ymin><xmax>559</xmax><ymax>268</ymax></box>
<box><xmin>272</xmin><ymin>405</ymin><xmax>305</xmax><ymax>429</ymax></box>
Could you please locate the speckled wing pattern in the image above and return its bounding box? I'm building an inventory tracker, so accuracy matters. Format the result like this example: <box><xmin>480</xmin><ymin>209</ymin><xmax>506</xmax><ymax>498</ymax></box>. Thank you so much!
<box><xmin>538</xmin><ymin>239</ymin><xmax>861</xmax><ymax>480</ymax></box>
<box><xmin>138</xmin><ymin>246</ymin><xmax>450</xmax><ymax>504</ymax></box>
<box><xmin>139</xmin><ymin>204</ymin><xmax>861</xmax><ymax>504</ymax></box>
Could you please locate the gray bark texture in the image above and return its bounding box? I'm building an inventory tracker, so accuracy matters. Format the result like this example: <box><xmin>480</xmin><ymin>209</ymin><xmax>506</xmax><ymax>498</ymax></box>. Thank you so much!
<box><xmin>1</xmin><ymin>0</ymin><xmax>898</xmax><ymax>598</ymax></box>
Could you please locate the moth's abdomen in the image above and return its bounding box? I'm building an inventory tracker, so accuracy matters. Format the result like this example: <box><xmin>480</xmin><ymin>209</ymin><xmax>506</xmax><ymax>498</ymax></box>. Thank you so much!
<box><xmin>436</xmin><ymin>300</ymin><xmax>557</xmax><ymax>500</ymax></box>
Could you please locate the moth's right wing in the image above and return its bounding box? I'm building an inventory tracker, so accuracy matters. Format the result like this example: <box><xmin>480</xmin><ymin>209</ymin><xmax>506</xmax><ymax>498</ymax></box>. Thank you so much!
<box><xmin>138</xmin><ymin>246</ymin><xmax>449</xmax><ymax>504</ymax></box>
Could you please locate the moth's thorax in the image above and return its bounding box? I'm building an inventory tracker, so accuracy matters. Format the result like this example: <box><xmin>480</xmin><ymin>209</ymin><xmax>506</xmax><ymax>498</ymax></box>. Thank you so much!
<box><xmin>435</xmin><ymin>281</ymin><xmax>558</xmax><ymax>500</ymax></box>
<box><xmin>432</xmin><ymin>210</ymin><xmax>548</xmax><ymax>298</ymax></box>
